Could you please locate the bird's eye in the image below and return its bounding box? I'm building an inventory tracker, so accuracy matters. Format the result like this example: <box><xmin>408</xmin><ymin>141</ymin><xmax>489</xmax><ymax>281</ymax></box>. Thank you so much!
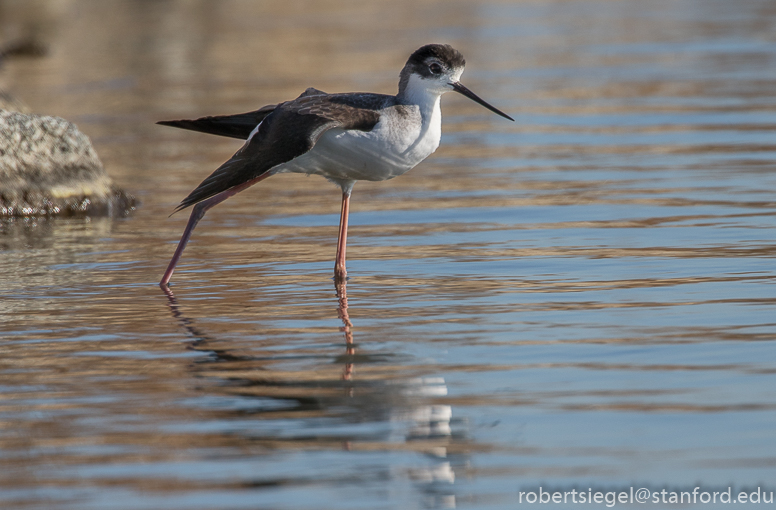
<box><xmin>429</xmin><ymin>62</ymin><xmax>443</xmax><ymax>74</ymax></box>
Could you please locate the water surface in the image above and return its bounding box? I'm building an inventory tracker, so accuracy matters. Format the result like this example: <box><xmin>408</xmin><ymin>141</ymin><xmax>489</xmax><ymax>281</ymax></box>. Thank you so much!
<box><xmin>1</xmin><ymin>1</ymin><xmax>775</xmax><ymax>508</ymax></box>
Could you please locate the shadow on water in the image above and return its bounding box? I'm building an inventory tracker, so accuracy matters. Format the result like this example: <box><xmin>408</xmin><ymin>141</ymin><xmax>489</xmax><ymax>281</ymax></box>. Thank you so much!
<box><xmin>161</xmin><ymin>280</ymin><xmax>459</xmax><ymax>507</ymax></box>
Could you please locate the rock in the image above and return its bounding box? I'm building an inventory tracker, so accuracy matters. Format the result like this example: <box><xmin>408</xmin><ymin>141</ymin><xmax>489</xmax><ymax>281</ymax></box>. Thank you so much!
<box><xmin>0</xmin><ymin>109</ymin><xmax>135</xmax><ymax>217</ymax></box>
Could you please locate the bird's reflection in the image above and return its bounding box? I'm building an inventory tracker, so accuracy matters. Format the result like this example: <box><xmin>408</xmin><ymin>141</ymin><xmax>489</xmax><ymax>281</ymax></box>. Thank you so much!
<box><xmin>160</xmin><ymin>279</ymin><xmax>458</xmax><ymax>508</ymax></box>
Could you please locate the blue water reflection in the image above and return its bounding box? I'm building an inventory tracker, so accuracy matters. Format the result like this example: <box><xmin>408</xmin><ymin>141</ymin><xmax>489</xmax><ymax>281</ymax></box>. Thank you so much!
<box><xmin>1</xmin><ymin>0</ymin><xmax>776</xmax><ymax>508</ymax></box>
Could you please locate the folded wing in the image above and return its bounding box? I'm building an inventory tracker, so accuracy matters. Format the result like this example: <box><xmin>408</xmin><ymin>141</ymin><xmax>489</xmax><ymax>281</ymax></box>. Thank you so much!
<box><xmin>157</xmin><ymin>88</ymin><xmax>328</xmax><ymax>140</ymax></box>
<box><xmin>173</xmin><ymin>92</ymin><xmax>381</xmax><ymax>212</ymax></box>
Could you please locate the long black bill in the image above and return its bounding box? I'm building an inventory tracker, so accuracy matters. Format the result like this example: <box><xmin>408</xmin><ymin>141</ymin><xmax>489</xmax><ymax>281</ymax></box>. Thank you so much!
<box><xmin>450</xmin><ymin>82</ymin><xmax>514</xmax><ymax>121</ymax></box>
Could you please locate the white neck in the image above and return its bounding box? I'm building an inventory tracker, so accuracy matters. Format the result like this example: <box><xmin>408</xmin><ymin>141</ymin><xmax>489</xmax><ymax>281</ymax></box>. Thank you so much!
<box><xmin>397</xmin><ymin>74</ymin><xmax>444</xmax><ymax>121</ymax></box>
<box><xmin>394</xmin><ymin>74</ymin><xmax>444</xmax><ymax>160</ymax></box>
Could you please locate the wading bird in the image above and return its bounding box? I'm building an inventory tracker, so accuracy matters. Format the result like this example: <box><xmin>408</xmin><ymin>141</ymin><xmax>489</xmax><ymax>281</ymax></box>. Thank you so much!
<box><xmin>159</xmin><ymin>44</ymin><xmax>513</xmax><ymax>286</ymax></box>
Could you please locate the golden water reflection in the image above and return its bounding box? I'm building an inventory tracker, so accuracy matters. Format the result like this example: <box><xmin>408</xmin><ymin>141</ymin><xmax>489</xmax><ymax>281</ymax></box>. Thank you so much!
<box><xmin>2</xmin><ymin>0</ymin><xmax>776</xmax><ymax>508</ymax></box>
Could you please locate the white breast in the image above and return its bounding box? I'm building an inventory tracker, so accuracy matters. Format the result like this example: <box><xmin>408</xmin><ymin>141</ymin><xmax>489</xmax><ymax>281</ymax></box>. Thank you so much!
<box><xmin>276</xmin><ymin>97</ymin><xmax>442</xmax><ymax>187</ymax></box>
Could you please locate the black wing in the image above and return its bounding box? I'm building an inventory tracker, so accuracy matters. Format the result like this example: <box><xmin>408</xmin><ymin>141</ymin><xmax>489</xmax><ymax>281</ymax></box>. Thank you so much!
<box><xmin>157</xmin><ymin>88</ymin><xmax>328</xmax><ymax>140</ymax></box>
<box><xmin>174</xmin><ymin>93</ymin><xmax>382</xmax><ymax>212</ymax></box>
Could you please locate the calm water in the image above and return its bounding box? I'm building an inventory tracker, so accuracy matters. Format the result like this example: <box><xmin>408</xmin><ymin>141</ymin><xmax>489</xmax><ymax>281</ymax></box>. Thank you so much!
<box><xmin>2</xmin><ymin>1</ymin><xmax>776</xmax><ymax>509</ymax></box>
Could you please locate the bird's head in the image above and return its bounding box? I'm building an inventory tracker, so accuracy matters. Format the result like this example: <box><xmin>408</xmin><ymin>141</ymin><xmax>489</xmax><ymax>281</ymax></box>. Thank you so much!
<box><xmin>399</xmin><ymin>44</ymin><xmax>513</xmax><ymax>121</ymax></box>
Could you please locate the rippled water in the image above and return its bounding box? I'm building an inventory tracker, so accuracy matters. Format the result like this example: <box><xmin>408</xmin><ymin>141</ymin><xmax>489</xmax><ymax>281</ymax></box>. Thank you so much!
<box><xmin>2</xmin><ymin>0</ymin><xmax>776</xmax><ymax>508</ymax></box>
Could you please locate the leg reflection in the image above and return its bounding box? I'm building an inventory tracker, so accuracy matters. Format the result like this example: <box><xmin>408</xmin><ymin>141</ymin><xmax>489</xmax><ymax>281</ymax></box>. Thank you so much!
<box><xmin>160</xmin><ymin>285</ymin><xmax>253</xmax><ymax>362</ymax></box>
<box><xmin>336</xmin><ymin>278</ymin><xmax>356</xmax><ymax>384</ymax></box>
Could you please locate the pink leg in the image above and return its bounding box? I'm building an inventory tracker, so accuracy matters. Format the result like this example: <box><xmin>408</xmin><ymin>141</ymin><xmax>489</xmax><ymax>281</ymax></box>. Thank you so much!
<box><xmin>334</xmin><ymin>191</ymin><xmax>351</xmax><ymax>280</ymax></box>
<box><xmin>160</xmin><ymin>173</ymin><xmax>272</xmax><ymax>286</ymax></box>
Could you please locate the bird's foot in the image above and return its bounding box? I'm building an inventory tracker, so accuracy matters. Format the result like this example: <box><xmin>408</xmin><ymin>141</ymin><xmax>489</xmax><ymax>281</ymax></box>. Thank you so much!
<box><xmin>334</xmin><ymin>265</ymin><xmax>348</xmax><ymax>283</ymax></box>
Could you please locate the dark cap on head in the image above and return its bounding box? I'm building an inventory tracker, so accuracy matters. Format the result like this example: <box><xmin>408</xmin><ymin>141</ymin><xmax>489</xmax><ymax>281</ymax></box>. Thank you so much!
<box><xmin>399</xmin><ymin>44</ymin><xmax>466</xmax><ymax>93</ymax></box>
<box><xmin>407</xmin><ymin>44</ymin><xmax>466</xmax><ymax>70</ymax></box>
